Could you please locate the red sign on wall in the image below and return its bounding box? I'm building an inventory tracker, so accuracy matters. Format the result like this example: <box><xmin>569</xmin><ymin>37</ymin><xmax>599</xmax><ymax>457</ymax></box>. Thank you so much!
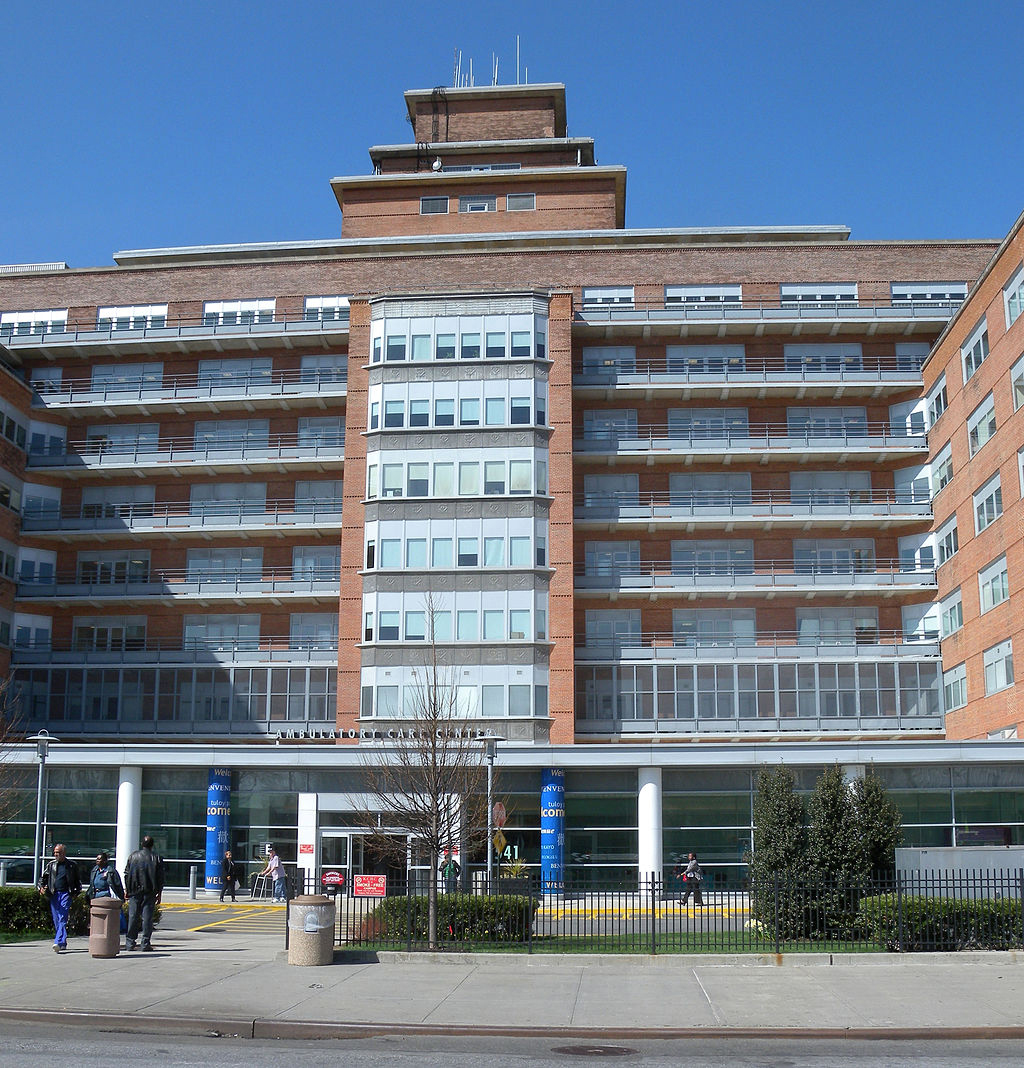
<box><xmin>353</xmin><ymin>874</ymin><xmax>387</xmax><ymax>897</ymax></box>
<box><xmin>299</xmin><ymin>843</ymin><xmax>314</xmax><ymax>854</ymax></box>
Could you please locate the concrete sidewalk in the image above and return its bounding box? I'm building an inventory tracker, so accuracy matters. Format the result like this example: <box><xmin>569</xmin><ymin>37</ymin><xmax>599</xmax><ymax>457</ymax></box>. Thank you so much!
<box><xmin>1</xmin><ymin>920</ymin><xmax>1023</xmax><ymax>1040</ymax></box>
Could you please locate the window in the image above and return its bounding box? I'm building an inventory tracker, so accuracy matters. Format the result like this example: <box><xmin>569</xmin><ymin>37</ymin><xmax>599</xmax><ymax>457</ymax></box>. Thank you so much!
<box><xmin>404</xmin><ymin>612</ymin><xmax>426</xmax><ymax>641</ymax></box>
<box><xmin>506</xmin><ymin>193</ymin><xmax>535</xmax><ymax>211</ymax></box>
<box><xmin>297</xmin><ymin>416</ymin><xmax>344</xmax><ymax>447</ymax></box>
<box><xmin>405</xmin><ymin>539</ymin><xmax>427</xmax><ymax>568</ymax></box>
<box><xmin>581</xmin><ymin>287</ymin><xmax>634</xmax><ymax>309</ymax></box>
<box><xmin>458</xmin><ymin>195</ymin><xmax>496</xmax><ymax>213</ymax></box>
<box><xmin>973</xmin><ymin>474</ymin><xmax>1003</xmax><ymax>533</ymax></box>
<box><xmin>780</xmin><ymin>283</ymin><xmax>857</xmax><ymax>305</ymax></box>
<box><xmin>979</xmin><ymin>555</ymin><xmax>1010</xmax><ymax>613</ymax></box>
<box><xmin>784</xmin><ymin>343</ymin><xmax>863</xmax><ymax>372</ymax></box>
<box><xmin>939</xmin><ymin>589</ymin><xmax>963</xmax><ymax>637</ymax></box>
<box><xmin>927</xmin><ymin>375</ymin><xmax>948</xmax><ymax>425</ymax></box>
<box><xmin>434</xmin><ymin>398</ymin><xmax>455</xmax><ymax>426</ymax></box>
<box><xmin>96</xmin><ymin>304</ymin><xmax>167</xmax><ymax>330</ymax></box>
<box><xmin>787</xmin><ymin>406</ymin><xmax>867</xmax><ymax>436</ymax></box>
<box><xmin>202</xmin><ymin>299</ymin><xmax>275</xmax><ymax>327</ymax></box>
<box><xmin>1012</xmin><ymin>354</ymin><xmax>1024</xmax><ymax>411</ymax></box>
<box><xmin>0</xmin><ymin>308</ymin><xmax>67</xmax><ymax>336</ymax></box>
<box><xmin>665</xmin><ymin>284</ymin><xmax>742</xmax><ymax>305</ymax></box>
<box><xmin>936</xmin><ymin>516</ymin><xmax>959</xmax><ymax>565</ymax></box>
<box><xmin>669</xmin><ymin>407</ymin><xmax>749</xmax><ymax>437</ymax></box>
<box><xmin>585</xmin><ymin>609</ymin><xmax>642</xmax><ymax>645</ymax></box>
<box><xmin>486</xmin><ymin>332</ymin><xmax>505</xmax><ymax>358</ymax></box>
<box><xmin>420</xmin><ymin>196</ymin><xmax>449</xmax><ymax>214</ymax></box>
<box><xmin>793</xmin><ymin>539</ymin><xmax>874</xmax><ymax>575</ymax></box>
<box><xmin>407</xmin><ymin>463</ymin><xmax>429</xmax><ymax>496</ymax></box>
<box><xmin>409</xmin><ymin>399</ymin><xmax>429</xmax><ymax>427</ymax></box>
<box><xmin>790</xmin><ymin>470</ymin><xmax>870</xmax><ymax>506</ymax></box>
<box><xmin>667</xmin><ymin>344</ymin><xmax>746</xmax><ymax>374</ymax></box>
<box><xmin>984</xmin><ymin>640</ymin><xmax>1014</xmax><ymax>695</ymax></box>
<box><xmin>85</xmin><ymin>423</ymin><xmax>158</xmax><ymax>454</ymax></box>
<box><xmin>967</xmin><ymin>394</ymin><xmax>996</xmax><ymax>456</ymax></box>
<box><xmin>891</xmin><ymin>283</ymin><xmax>967</xmax><ymax>304</ymax></box>
<box><xmin>303</xmin><ymin>295</ymin><xmax>349</xmax><ymax>322</ymax></box>
<box><xmin>961</xmin><ymin>320</ymin><xmax>989</xmax><ymax>381</ymax></box>
<box><xmin>672</xmin><ymin>538</ymin><xmax>754</xmax><ymax>575</ymax></box>
<box><xmin>194</xmin><ymin>418</ymin><xmax>268</xmax><ymax>449</ymax></box>
<box><xmin>73</xmin><ymin>616</ymin><xmax>146</xmax><ymax>651</ymax></box>
<box><xmin>295</xmin><ymin>480</ymin><xmax>342</xmax><ymax>512</ymax></box>
<box><xmin>485</xmin><ymin>397</ymin><xmax>505</xmax><ymax>425</ymax></box>
<box><xmin>384</xmin><ymin>400</ymin><xmax>404</xmax><ymax>428</ymax></box>
<box><xmin>674</xmin><ymin>608</ymin><xmax>756</xmax><ymax>645</ymax></box>
<box><xmin>186</xmin><ymin>546</ymin><xmax>261</xmax><ymax>581</ymax></box>
<box><xmin>795</xmin><ymin>607</ymin><xmax>878</xmax><ymax>645</ymax></box>
<box><xmin>293</xmin><ymin>545</ymin><xmax>340</xmax><ymax>580</ymax></box>
<box><xmin>459</xmin><ymin>397</ymin><xmax>480</xmax><ymax>425</ymax></box>
<box><xmin>1004</xmin><ymin>264</ymin><xmax>1024</xmax><ymax>328</ymax></box>
<box><xmin>581</xmin><ymin>346</ymin><xmax>637</xmax><ymax>373</ymax></box>
<box><xmin>583</xmin><ymin>409</ymin><xmax>638</xmax><ymax>439</ymax></box>
<box><xmin>943</xmin><ymin>663</ymin><xmax>967</xmax><ymax>710</ymax></box>
<box><xmin>932</xmin><ymin>442</ymin><xmax>953</xmax><ymax>495</ymax></box>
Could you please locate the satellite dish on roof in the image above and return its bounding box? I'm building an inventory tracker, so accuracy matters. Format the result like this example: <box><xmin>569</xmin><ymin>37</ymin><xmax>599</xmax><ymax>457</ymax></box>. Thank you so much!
<box><xmin>431</xmin><ymin>158</ymin><xmax>443</xmax><ymax>172</ymax></box>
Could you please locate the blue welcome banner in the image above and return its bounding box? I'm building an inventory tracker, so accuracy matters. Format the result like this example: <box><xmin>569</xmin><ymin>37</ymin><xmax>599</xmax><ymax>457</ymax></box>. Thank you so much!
<box><xmin>540</xmin><ymin>767</ymin><xmax>565</xmax><ymax>892</ymax></box>
<box><xmin>204</xmin><ymin>768</ymin><xmax>231</xmax><ymax>892</ymax></box>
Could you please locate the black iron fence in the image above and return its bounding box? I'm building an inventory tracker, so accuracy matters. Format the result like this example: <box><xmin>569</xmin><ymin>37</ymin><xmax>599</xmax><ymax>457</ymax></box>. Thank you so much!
<box><xmin>310</xmin><ymin>869</ymin><xmax>1024</xmax><ymax>954</ymax></box>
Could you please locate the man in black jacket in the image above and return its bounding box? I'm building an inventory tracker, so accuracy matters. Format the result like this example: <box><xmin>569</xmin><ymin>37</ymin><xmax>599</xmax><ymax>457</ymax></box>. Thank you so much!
<box><xmin>123</xmin><ymin>835</ymin><xmax>165</xmax><ymax>951</ymax></box>
<box><xmin>38</xmin><ymin>843</ymin><xmax>81</xmax><ymax>953</ymax></box>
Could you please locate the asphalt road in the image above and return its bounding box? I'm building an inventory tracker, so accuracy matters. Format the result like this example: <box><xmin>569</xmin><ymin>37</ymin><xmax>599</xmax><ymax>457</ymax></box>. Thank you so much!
<box><xmin>5</xmin><ymin>1023</ymin><xmax>1024</xmax><ymax>1066</ymax></box>
<box><xmin>158</xmin><ymin>902</ymin><xmax>287</xmax><ymax>935</ymax></box>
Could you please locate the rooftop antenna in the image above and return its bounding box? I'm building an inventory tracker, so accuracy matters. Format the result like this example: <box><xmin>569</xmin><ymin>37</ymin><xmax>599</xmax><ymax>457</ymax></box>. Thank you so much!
<box><xmin>452</xmin><ymin>47</ymin><xmax>458</xmax><ymax>87</ymax></box>
<box><xmin>492</xmin><ymin>53</ymin><xmax>498</xmax><ymax>86</ymax></box>
<box><xmin>516</xmin><ymin>35</ymin><xmax>520</xmax><ymax>85</ymax></box>
<box><xmin>469</xmin><ymin>57</ymin><xmax>474</xmax><ymax>87</ymax></box>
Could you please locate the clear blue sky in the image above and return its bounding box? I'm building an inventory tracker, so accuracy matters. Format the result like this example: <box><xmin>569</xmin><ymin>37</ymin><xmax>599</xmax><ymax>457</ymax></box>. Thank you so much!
<box><xmin>2</xmin><ymin>0</ymin><xmax>1023</xmax><ymax>267</ymax></box>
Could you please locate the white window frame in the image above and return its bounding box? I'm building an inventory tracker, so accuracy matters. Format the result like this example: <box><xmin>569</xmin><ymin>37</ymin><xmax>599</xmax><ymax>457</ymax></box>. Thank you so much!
<box><xmin>0</xmin><ymin>308</ymin><xmax>67</xmax><ymax>336</ymax></box>
<box><xmin>891</xmin><ymin>283</ymin><xmax>967</xmax><ymax>304</ymax></box>
<box><xmin>932</xmin><ymin>442</ymin><xmax>953</xmax><ymax>495</ymax></box>
<box><xmin>665</xmin><ymin>284</ymin><xmax>742</xmax><ymax>305</ymax></box>
<box><xmin>961</xmin><ymin>319</ymin><xmax>989</xmax><ymax>382</ymax></box>
<box><xmin>506</xmin><ymin>193</ymin><xmax>536</xmax><ymax>212</ymax></box>
<box><xmin>582</xmin><ymin>287</ymin><xmax>635</xmax><ymax>309</ymax></box>
<box><xmin>943</xmin><ymin>663</ymin><xmax>967</xmax><ymax>711</ymax></box>
<box><xmin>96</xmin><ymin>304</ymin><xmax>167</xmax><ymax>330</ymax></box>
<box><xmin>780</xmin><ymin>283</ymin><xmax>857</xmax><ymax>305</ymax></box>
<box><xmin>202</xmin><ymin>299</ymin><xmax>275</xmax><ymax>327</ymax></box>
<box><xmin>983</xmin><ymin>640</ymin><xmax>1014</xmax><ymax>695</ymax></box>
<box><xmin>458</xmin><ymin>195</ymin><xmax>497</xmax><ymax>213</ymax></box>
<box><xmin>927</xmin><ymin>374</ymin><xmax>948</xmax><ymax>426</ymax></box>
<box><xmin>939</xmin><ymin>588</ymin><xmax>963</xmax><ymax>637</ymax></box>
<box><xmin>936</xmin><ymin>515</ymin><xmax>958</xmax><ymax>565</ymax></box>
<box><xmin>1010</xmin><ymin>353</ymin><xmax>1024</xmax><ymax>411</ymax></box>
<box><xmin>973</xmin><ymin>473</ymin><xmax>1003</xmax><ymax>534</ymax></box>
<box><xmin>967</xmin><ymin>393</ymin><xmax>997</xmax><ymax>456</ymax></box>
<box><xmin>1004</xmin><ymin>264</ymin><xmax>1024</xmax><ymax>328</ymax></box>
<box><xmin>978</xmin><ymin>555</ymin><xmax>1010</xmax><ymax>613</ymax></box>
<box><xmin>303</xmin><ymin>295</ymin><xmax>350</xmax><ymax>322</ymax></box>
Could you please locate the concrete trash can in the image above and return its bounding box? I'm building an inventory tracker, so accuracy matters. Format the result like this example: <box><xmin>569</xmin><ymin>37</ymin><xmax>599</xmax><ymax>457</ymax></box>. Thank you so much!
<box><xmin>89</xmin><ymin>897</ymin><xmax>123</xmax><ymax>958</ymax></box>
<box><xmin>287</xmin><ymin>894</ymin><xmax>336</xmax><ymax>966</ymax></box>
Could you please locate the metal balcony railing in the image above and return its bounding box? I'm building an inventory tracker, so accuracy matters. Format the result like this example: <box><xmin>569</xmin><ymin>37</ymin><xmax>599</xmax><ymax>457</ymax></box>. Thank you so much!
<box><xmin>1</xmin><ymin>309</ymin><xmax>349</xmax><ymax>347</ymax></box>
<box><xmin>576</xmin><ymin>296</ymin><xmax>962</xmax><ymax>323</ymax></box>
<box><xmin>575</xmin><ymin>629</ymin><xmax>940</xmax><ymax>660</ymax></box>
<box><xmin>16</xmin><ymin>566</ymin><xmax>341</xmax><ymax>599</ymax></box>
<box><xmin>573</xmin><ymin>353</ymin><xmax>924</xmax><ymax>384</ymax></box>
<box><xmin>19</xmin><ymin>498</ymin><xmax>344</xmax><ymax>533</ymax></box>
<box><xmin>26</xmin><ymin>432</ymin><xmax>346</xmax><ymax>469</ymax></box>
<box><xmin>10</xmin><ymin>635</ymin><xmax>338</xmax><ymax>665</ymax></box>
<box><xmin>575</xmin><ymin>558</ymin><xmax>936</xmax><ymax>591</ymax></box>
<box><xmin>31</xmin><ymin>367</ymin><xmax>348</xmax><ymax>407</ymax></box>
<box><xmin>575</xmin><ymin>490</ymin><xmax>932</xmax><ymax>521</ymax></box>
<box><xmin>575</xmin><ymin>422</ymin><xmax>926</xmax><ymax>453</ymax></box>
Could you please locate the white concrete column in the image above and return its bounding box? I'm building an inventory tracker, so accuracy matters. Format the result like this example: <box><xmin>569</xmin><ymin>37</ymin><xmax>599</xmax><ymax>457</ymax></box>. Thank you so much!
<box><xmin>637</xmin><ymin>767</ymin><xmax>663</xmax><ymax>886</ymax></box>
<box><xmin>296</xmin><ymin>793</ymin><xmax>318</xmax><ymax>891</ymax></box>
<box><xmin>115</xmin><ymin>766</ymin><xmax>142</xmax><ymax>869</ymax></box>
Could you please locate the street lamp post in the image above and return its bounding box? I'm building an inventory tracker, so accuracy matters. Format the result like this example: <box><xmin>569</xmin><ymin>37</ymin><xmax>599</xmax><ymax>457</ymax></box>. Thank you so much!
<box><xmin>28</xmin><ymin>730</ymin><xmax>58</xmax><ymax>887</ymax></box>
<box><xmin>484</xmin><ymin>734</ymin><xmax>503</xmax><ymax>894</ymax></box>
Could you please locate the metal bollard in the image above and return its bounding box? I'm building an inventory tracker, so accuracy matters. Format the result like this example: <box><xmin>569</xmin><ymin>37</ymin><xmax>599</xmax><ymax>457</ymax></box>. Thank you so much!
<box><xmin>189</xmin><ymin>864</ymin><xmax>198</xmax><ymax>900</ymax></box>
<box><xmin>0</xmin><ymin>860</ymin><xmax>7</xmax><ymax>887</ymax></box>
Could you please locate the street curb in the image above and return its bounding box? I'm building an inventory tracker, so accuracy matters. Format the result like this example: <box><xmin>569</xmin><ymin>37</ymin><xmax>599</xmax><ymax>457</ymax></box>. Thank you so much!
<box><xmin>3</xmin><ymin>1008</ymin><xmax>1024</xmax><ymax>1042</ymax></box>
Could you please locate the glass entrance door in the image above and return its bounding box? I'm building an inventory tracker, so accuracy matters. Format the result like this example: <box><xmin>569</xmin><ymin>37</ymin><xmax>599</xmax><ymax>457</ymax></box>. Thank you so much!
<box><xmin>319</xmin><ymin>831</ymin><xmax>349</xmax><ymax>894</ymax></box>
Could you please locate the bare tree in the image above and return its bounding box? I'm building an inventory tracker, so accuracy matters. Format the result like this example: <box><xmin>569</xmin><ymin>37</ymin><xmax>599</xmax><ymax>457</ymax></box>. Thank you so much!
<box><xmin>359</xmin><ymin>604</ymin><xmax>491</xmax><ymax>948</ymax></box>
<box><xmin>0</xmin><ymin>678</ymin><xmax>27</xmax><ymax>834</ymax></box>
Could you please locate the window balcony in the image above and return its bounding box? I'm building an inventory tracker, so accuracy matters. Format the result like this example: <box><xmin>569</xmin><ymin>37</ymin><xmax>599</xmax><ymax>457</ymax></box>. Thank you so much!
<box><xmin>574</xmin><ymin>423</ymin><xmax>926</xmax><ymax>461</ymax></box>
<box><xmin>574</xmin><ymin>490</ymin><xmax>932</xmax><ymax>529</ymax></box>
<box><xmin>10</xmin><ymin>636</ymin><xmax>338</xmax><ymax>666</ymax></box>
<box><xmin>574</xmin><ymin>558</ymin><xmax>936</xmax><ymax>597</ymax></box>
<box><xmin>19</xmin><ymin>498</ymin><xmax>344</xmax><ymax>537</ymax></box>
<box><xmin>16</xmin><ymin>567</ymin><xmax>341</xmax><ymax>605</ymax></box>
<box><xmin>1</xmin><ymin>309</ymin><xmax>348</xmax><ymax>357</ymax></box>
<box><xmin>573</xmin><ymin>354</ymin><xmax>923</xmax><ymax>397</ymax></box>
<box><xmin>575</xmin><ymin>296</ymin><xmax>961</xmax><ymax>339</ymax></box>
<box><xmin>26</xmin><ymin>433</ymin><xmax>345</xmax><ymax>474</ymax></box>
<box><xmin>31</xmin><ymin>367</ymin><xmax>347</xmax><ymax>414</ymax></box>
<box><xmin>575</xmin><ymin>629</ymin><xmax>939</xmax><ymax>662</ymax></box>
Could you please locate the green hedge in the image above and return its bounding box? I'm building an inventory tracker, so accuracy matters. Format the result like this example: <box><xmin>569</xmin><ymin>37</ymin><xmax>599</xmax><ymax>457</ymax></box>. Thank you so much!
<box><xmin>0</xmin><ymin>888</ymin><xmax>90</xmax><ymax>935</ymax></box>
<box><xmin>858</xmin><ymin>893</ymin><xmax>1024</xmax><ymax>952</ymax></box>
<box><xmin>364</xmin><ymin>894</ymin><xmax>539</xmax><ymax>944</ymax></box>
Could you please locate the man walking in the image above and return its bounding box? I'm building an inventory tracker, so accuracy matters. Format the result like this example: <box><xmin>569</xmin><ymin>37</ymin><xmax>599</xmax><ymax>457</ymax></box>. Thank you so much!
<box><xmin>123</xmin><ymin>835</ymin><xmax>165</xmax><ymax>951</ymax></box>
<box><xmin>219</xmin><ymin>850</ymin><xmax>240</xmax><ymax>903</ymax></box>
<box><xmin>679</xmin><ymin>851</ymin><xmax>704</xmax><ymax>907</ymax></box>
<box><xmin>38</xmin><ymin>843</ymin><xmax>81</xmax><ymax>953</ymax></box>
